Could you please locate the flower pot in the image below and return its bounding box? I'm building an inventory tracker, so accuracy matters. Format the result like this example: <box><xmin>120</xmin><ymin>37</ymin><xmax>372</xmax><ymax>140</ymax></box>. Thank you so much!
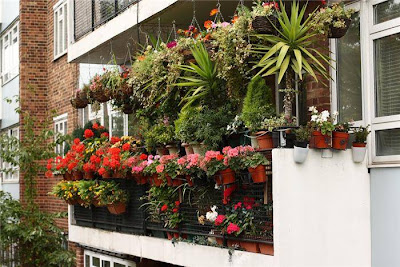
<box><xmin>248</xmin><ymin>165</ymin><xmax>267</xmax><ymax>183</ymax></box>
<box><xmin>332</xmin><ymin>131</ymin><xmax>349</xmax><ymax>150</ymax></box>
<box><xmin>133</xmin><ymin>174</ymin><xmax>147</xmax><ymax>185</ymax></box>
<box><xmin>293</xmin><ymin>145</ymin><xmax>309</xmax><ymax>164</ymax></box>
<box><xmin>185</xmin><ymin>175</ymin><xmax>194</xmax><ymax>186</ymax></box>
<box><xmin>215</xmin><ymin>168</ymin><xmax>236</xmax><ymax>185</ymax></box>
<box><xmin>113</xmin><ymin>171</ymin><xmax>124</xmax><ymax>179</ymax></box>
<box><xmin>167</xmin><ymin>176</ymin><xmax>183</xmax><ymax>187</ymax></box>
<box><xmin>83</xmin><ymin>171</ymin><xmax>95</xmax><ymax>180</ymax></box>
<box><xmin>92</xmin><ymin>197</ymin><xmax>104</xmax><ymax>207</ymax></box>
<box><xmin>191</xmin><ymin>142</ymin><xmax>207</xmax><ymax>156</ymax></box>
<box><xmin>227</xmin><ymin>239</ymin><xmax>240</xmax><ymax>248</ymax></box>
<box><xmin>92</xmin><ymin>90</ymin><xmax>110</xmax><ymax>103</ymax></box>
<box><xmin>63</xmin><ymin>172</ymin><xmax>73</xmax><ymax>181</ymax></box>
<box><xmin>252</xmin><ymin>16</ymin><xmax>276</xmax><ymax>34</ymax></box>
<box><xmin>122</xmin><ymin>103</ymin><xmax>134</xmax><ymax>114</ymax></box>
<box><xmin>72</xmin><ymin>170</ymin><xmax>83</xmax><ymax>180</ymax></box>
<box><xmin>77</xmin><ymin>199</ymin><xmax>85</xmax><ymax>206</ymax></box>
<box><xmin>156</xmin><ymin>147</ymin><xmax>169</xmax><ymax>156</ymax></box>
<box><xmin>249</xmin><ymin>134</ymin><xmax>260</xmax><ymax>149</ymax></box>
<box><xmin>107</xmin><ymin>202</ymin><xmax>126</xmax><ymax>215</ymax></box>
<box><xmin>66</xmin><ymin>199</ymin><xmax>79</xmax><ymax>205</ymax></box>
<box><xmin>166</xmin><ymin>144</ymin><xmax>179</xmax><ymax>155</ymax></box>
<box><xmin>329</xmin><ymin>18</ymin><xmax>351</xmax><ymax>39</ymax></box>
<box><xmin>258</xmin><ymin>243</ymin><xmax>274</xmax><ymax>255</ymax></box>
<box><xmin>150</xmin><ymin>174</ymin><xmax>163</xmax><ymax>187</ymax></box>
<box><xmin>256</xmin><ymin>132</ymin><xmax>273</xmax><ymax>149</ymax></box>
<box><xmin>311</xmin><ymin>131</ymin><xmax>331</xmax><ymax>149</ymax></box>
<box><xmin>240</xmin><ymin>241</ymin><xmax>260</xmax><ymax>253</ymax></box>
<box><xmin>352</xmin><ymin>143</ymin><xmax>367</xmax><ymax>163</ymax></box>
<box><xmin>215</xmin><ymin>237</ymin><xmax>224</xmax><ymax>246</ymax></box>
<box><xmin>182</xmin><ymin>143</ymin><xmax>194</xmax><ymax>155</ymax></box>
<box><xmin>70</xmin><ymin>96</ymin><xmax>88</xmax><ymax>109</ymax></box>
<box><xmin>101</xmin><ymin>171</ymin><xmax>112</xmax><ymax>179</ymax></box>
<box><xmin>167</xmin><ymin>232</ymin><xmax>174</xmax><ymax>240</ymax></box>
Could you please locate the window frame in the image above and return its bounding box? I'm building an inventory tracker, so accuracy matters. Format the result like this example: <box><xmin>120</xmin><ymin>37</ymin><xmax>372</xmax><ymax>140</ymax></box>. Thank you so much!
<box><xmin>1</xmin><ymin>22</ymin><xmax>19</xmax><ymax>85</ymax></box>
<box><xmin>367</xmin><ymin>0</ymin><xmax>400</xmax><ymax>164</ymax></box>
<box><xmin>84</xmin><ymin>250</ymin><xmax>135</xmax><ymax>267</ymax></box>
<box><xmin>54</xmin><ymin>113</ymin><xmax>68</xmax><ymax>156</ymax></box>
<box><xmin>1</xmin><ymin>127</ymin><xmax>19</xmax><ymax>183</ymax></box>
<box><xmin>53</xmin><ymin>0</ymin><xmax>68</xmax><ymax>59</ymax></box>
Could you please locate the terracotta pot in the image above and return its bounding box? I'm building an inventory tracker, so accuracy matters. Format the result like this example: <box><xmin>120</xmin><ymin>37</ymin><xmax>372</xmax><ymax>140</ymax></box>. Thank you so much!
<box><xmin>352</xmin><ymin>142</ymin><xmax>366</xmax><ymax>147</ymax></box>
<box><xmin>227</xmin><ymin>239</ymin><xmax>240</xmax><ymax>248</ymax></box>
<box><xmin>77</xmin><ymin>198</ymin><xmax>85</xmax><ymax>205</ymax></box>
<box><xmin>215</xmin><ymin>168</ymin><xmax>236</xmax><ymax>185</ymax></box>
<box><xmin>332</xmin><ymin>131</ymin><xmax>349</xmax><ymax>150</ymax></box>
<box><xmin>182</xmin><ymin>143</ymin><xmax>194</xmax><ymax>155</ymax></box>
<box><xmin>66</xmin><ymin>199</ymin><xmax>79</xmax><ymax>205</ymax></box>
<box><xmin>216</xmin><ymin>237</ymin><xmax>224</xmax><ymax>246</ymax></box>
<box><xmin>133</xmin><ymin>174</ymin><xmax>147</xmax><ymax>185</ymax></box>
<box><xmin>113</xmin><ymin>171</ymin><xmax>124</xmax><ymax>179</ymax></box>
<box><xmin>92</xmin><ymin>197</ymin><xmax>104</xmax><ymax>207</ymax></box>
<box><xmin>166</xmin><ymin>175</ymin><xmax>183</xmax><ymax>187</ymax></box>
<box><xmin>240</xmin><ymin>241</ymin><xmax>260</xmax><ymax>253</ymax></box>
<box><xmin>72</xmin><ymin>170</ymin><xmax>83</xmax><ymax>180</ymax></box>
<box><xmin>167</xmin><ymin>232</ymin><xmax>174</xmax><ymax>240</ymax></box>
<box><xmin>311</xmin><ymin>131</ymin><xmax>331</xmax><ymax>149</ymax></box>
<box><xmin>63</xmin><ymin>172</ymin><xmax>73</xmax><ymax>181</ymax></box>
<box><xmin>101</xmin><ymin>171</ymin><xmax>112</xmax><ymax>179</ymax></box>
<box><xmin>258</xmin><ymin>243</ymin><xmax>274</xmax><ymax>255</ymax></box>
<box><xmin>107</xmin><ymin>202</ymin><xmax>126</xmax><ymax>215</ymax></box>
<box><xmin>248</xmin><ymin>165</ymin><xmax>267</xmax><ymax>183</ymax></box>
<box><xmin>185</xmin><ymin>175</ymin><xmax>194</xmax><ymax>186</ymax></box>
<box><xmin>83</xmin><ymin>171</ymin><xmax>95</xmax><ymax>180</ymax></box>
<box><xmin>256</xmin><ymin>132</ymin><xmax>273</xmax><ymax>149</ymax></box>
<box><xmin>150</xmin><ymin>174</ymin><xmax>163</xmax><ymax>187</ymax></box>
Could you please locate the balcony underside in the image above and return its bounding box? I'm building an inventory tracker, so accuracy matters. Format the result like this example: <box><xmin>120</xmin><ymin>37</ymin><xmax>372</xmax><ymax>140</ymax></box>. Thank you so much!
<box><xmin>69</xmin><ymin>0</ymin><xmax>242</xmax><ymax>64</ymax></box>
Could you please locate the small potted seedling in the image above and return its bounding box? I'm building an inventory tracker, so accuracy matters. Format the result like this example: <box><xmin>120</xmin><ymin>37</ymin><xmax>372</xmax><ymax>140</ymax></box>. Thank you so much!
<box><xmin>352</xmin><ymin>125</ymin><xmax>370</xmax><ymax>163</ymax></box>
<box><xmin>293</xmin><ymin>126</ymin><xmax>311</xmax><ymax>164</ymax></box>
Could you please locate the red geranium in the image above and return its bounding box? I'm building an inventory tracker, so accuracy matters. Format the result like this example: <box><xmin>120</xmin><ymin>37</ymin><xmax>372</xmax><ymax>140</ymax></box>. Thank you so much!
<box><xmin>84</xmin><ymin>129</ymin><xmax>94</xmax><ymax>139</ymax></box>
<box><xmin>216</xmin><ymin>154</ymin><xmax>224</xmax><ymax>161</ymax></box>
<box><xmin>172</xmin><ymin>208</ymin><xmax>178</xmax><ymax>213</ymax></box>
<box><xmin>98</xmin><ymin>167</ymin><xmax>106</xmax><ymax>176</ymax></box>
<box><xmin>45</xmin><ymin>170</ymin><xmax>53</xmax><ymax>178</ymax></box>
<box><xmin>214</xmin><ymin>215</ymin><xmax>226</xmax><ymax>226</ymax></box>
<box><xmin>92</xmin><ymin>123</ymin><xmax>99</xmax><ymax>130</ymax></box>
<box><xmin>161</xmin><ymin>204</ymin><xmax>168</xmax><ymax>212</ymax></box>
<box><xmin>101</xmin><ymin>132</ymin><xmax>109</xmax><ymax>138</ymax></box>
<box><xmin>140</xmin><ymin>154</ymin><xmax>148</xmax><ymax>160</ymax></box>
<box><xmin>175</xmin><ymin>201</ymin><xmax>180</xmax><ymax>207</ymax></box>
<box><xmin>226</xmin><ymin>223</ymin><xmax>240</xmax><ymax>235</ymax></box>
<box><xmin>122</xmin><ymin>143</ymin><xmax>130</xmax><ymax>151</ymax></box>
<box><xmin>110</xmin><ymin>136</ymin><xmax>121</xmax><ymax>144</ymax></box>
<box><xmin>73</xmin><ymin>138</ymin><xmax>81</xmax><ymax>145</ymax></box>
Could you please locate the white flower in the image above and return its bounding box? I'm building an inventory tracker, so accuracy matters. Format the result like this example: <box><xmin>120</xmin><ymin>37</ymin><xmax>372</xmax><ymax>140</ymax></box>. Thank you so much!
<box><xmin>311</xmin><ymin>115</ymin><xmax>318</xmax><ymax>122</ymax></box>
<box><xmin>332</xmin><ymin>111</ymin><xmax>339</xmax><ymax>117</ymax></box>
<box><xmin>321</xmin><ymin>110</ymin><xmax>330</xmax><ymax>121</ymax></box>
<box><xmin>308</xmin><ymin>106</ymin><xmax>317</xmax><ymax>113</ymax></box>
<box><xmin>206</xmin><ymin>206</ymin><xmax>218</xmax><ymax>222</ymax></box>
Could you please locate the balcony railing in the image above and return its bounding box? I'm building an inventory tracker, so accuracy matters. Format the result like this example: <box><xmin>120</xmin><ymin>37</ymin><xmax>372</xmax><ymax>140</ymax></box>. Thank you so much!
<box><xmin>0</xmin><ymin>239</ymin><xmax>19</xmax><ymax>267</ymax></box>
<box><xmin>73</xmin><ymin>151</ymin><xmax>274</xmax><ymax>253</ymax></box>
<box><xmin>73</xmin><ymin>0</ymin><xmax>137</xmax><ymax>41</ymax></box>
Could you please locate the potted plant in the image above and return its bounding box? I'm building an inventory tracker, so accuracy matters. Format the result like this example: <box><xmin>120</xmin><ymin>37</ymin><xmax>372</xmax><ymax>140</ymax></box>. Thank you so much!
<box><xmin>309</xmin><ymin>106</ymin><xmax>336</xmax><ymax>149</ymax></box>
<box><xmin>70</xmin><ymin>85</ymin><xmax>89</xmax><ymax>109</ymax></box>
<box><xmin>143</xmin><ymin>155</ymin><xmax>164</xmax><ymax>187</ymax></box>
<box><xmin>96</xmin><ymin>181</ymin><xmax>129</xmax><ymax>215</ymax></box>
<box><xmin>251</xmin><ymin>1</ymin><xmax>279</xmax><ymax>34</ymax></box>
<box><xmin>244</xmin><ymin>152</ymin><xmax>269</xmax><ymax>183</ymax></box>
<box><xmin>352</xmin><ymin>125</ymin><xmax>370</xmax><ymax>163</ymax></box>
<box><xmin>51</xmin><ymin>181</ymin><xmax>80</xmax><ymax>205</ymax></box>
<box><xmin>311</xmin><ymin>3</ymin><xmax>355</xmax><ymax>39</ymax></box>
<box><xmin>128</xmin><ymin>154</ymin><xmax>148</xmax><ymax>185</ymax></box>
<box><xmin>98</xmin><ymin>146</ymin><xmax>129</xmax><ymax>179</ymax></box>
<box><xmin>177</xmin><ymin>153</ymin><xmax>204</xmax><ymax>186</ymax></box>
<box><xmin>77</xmin><ymin>180</ymin><xmax>98</xmax><ymax>208</ymax></box>
<box><xmin>89</xmin><ymin>74</ymin><xmax>110</xmax><ymax>103</ymax></box>
<box><xmin>175</xmin><ymin>108</ymin><xmax>199</xmax><ymax>155</ymax></box>
<box><xmin>201</xmin><ymin>150</ymin><xmax>234</xmax><ymax>185</ymax></box>
<box><xmin>261</xmin><ymin>114</ymin><xmax>297</xmax><ymax>148</ymax></box>
<box><xmin>241</xmin><ymin>76</ymin><xmax>275</xmax><ymax>149</ymax></box>
<box><xmin>144</xmin><ymin>121</ymin><xmax>175</xmax><ymax>155</ymax></box>
<box><xmin>158</xmin><ymin>154</ymin><xmax>183</xmax><ymax>187</ymax></box>
<box><xmin>332</xmin><ymin>119</ymin><xmax>351</xmax><ymax>150</ymax></box>
<box><xmin>293</xmin><ymin>126</ymin><xmax>311</xmax><ymax>164</ymax></box>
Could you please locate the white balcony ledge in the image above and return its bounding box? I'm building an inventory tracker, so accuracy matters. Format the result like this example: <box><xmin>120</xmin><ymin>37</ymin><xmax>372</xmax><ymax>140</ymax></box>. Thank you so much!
<box><xmin>69</xmin><ymin>149</ymin><xmax>371</xmax><ymax>267</ymax></box>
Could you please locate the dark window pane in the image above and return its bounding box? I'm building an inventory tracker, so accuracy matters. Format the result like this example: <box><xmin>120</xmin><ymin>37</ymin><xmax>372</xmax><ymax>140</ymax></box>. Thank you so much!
<box><xmin>374</xmin><ymin>0</ymin><xmax>400</xmax><ymax>24</ymax></box>
<box><xmin>376</xmin><ymin>128</ymin><xmax>400</xmax><ymax>156</ymax></box>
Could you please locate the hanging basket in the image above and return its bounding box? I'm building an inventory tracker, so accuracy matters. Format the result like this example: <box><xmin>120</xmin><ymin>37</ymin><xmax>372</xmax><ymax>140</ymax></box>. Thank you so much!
<box><xmin>122</xmin><ymin>103</ymin><xmax>134</xmax><ymax>114</ymax></box>
<box><xmin>91</xmin><ymin>90</ymin><xmax>110</xmax><ymax>103</ymax></box>
<box><xmin>328</xmin><ymin>18</ymin><xmax>351</xmax><ymax>39</ymax></box>
<box><xmin>252</xmin><ymin>16</ymin><xmax>277</xmax><ymax>34</ymax></box>
<box><xmin>107</xmin><ymin>202</ymin><xmax>127</xmax><ymax>215</ymax></box>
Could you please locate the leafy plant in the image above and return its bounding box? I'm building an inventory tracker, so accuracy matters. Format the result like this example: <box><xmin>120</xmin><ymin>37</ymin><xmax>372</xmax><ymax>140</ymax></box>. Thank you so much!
<box><xmin>309</xmin><ymin>106</ymin><xmax>336</xmax><ymax>135</ymax></box>
<box><xmin>77</xmin><ymin>180</ymin><xmax>99</xmax><ymax>207</ymax></box>
<box><xmin>261</xmin><ymin>113</ymin><xmax>296</xmax><ymax>132</ymax></box>
<box><xmin>51</xmin><ymin>181</ymin><xmax>80</xmax><ymax>204</ymax></box>
<box><xmin>144</xmin><ymin>122</ymin><xmax>175</xmax><ymax>151</ymax></box>
<box><xmin>252</xmin><ymin>1</ymin><xmax>331</xmax><ymax>117</ymax></box>
<box><xmin>353</xmin><ymin>125</ymin><xmax>370</xmax><ymax>144</ymax></box>
<box><xmin>294</xmin><ymin>126</ymin><xmax>311</xmax><ymax>142</ymax></box>
<box><xmin>174</xmin><ymin>107</ymin><xmax>200</xmax><ymax>143</ymax></box>
<box><xmin>241</xmin><ymin>76</ymin><xmax>275</xmax><ymax>131</ymax></box>
<box><xmin>244</xmin><ymin>152</ymin><xmax>269</xmax><ymax>168</ymax></box>
<box><xmin>310</xmin><ymin>3</ymin><xmax>354</xmax><ymax>35</ymax></box>
<box><xmin>95</xmin><ymin>181</ymin><xmax>128</xmax><ymax>206</ymax></box>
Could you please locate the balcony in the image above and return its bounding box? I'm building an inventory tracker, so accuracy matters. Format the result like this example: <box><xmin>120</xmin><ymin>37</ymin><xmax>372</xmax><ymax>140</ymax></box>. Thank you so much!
<box><xmin>69</xmin><ymin>149</ymin><xmax>371</xmax><ymax>266</ymax></box>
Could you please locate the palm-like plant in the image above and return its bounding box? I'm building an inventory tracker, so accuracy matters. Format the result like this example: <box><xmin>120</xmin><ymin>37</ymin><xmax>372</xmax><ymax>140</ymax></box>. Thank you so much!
<box><xmin>175</xmin><ymin>42</ymin><xmax>220</xmax><ymax>110</ymax></box>
<box><xmin>253</xmin><ymin>1</ymin><xmax>331</xmax><ymax>117</ymax></box>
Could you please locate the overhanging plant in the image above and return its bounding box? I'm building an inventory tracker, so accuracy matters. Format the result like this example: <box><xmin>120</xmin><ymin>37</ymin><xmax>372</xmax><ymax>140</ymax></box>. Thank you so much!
<box><xmin>252</xmin><ymin>1</ymin><xmax>331</xmax><ymax>118</ymax></box>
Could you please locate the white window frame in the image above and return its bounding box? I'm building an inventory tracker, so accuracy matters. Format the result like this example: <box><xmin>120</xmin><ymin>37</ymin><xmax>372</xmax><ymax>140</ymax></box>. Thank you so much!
<box><xmin>1</xmin><ymin>127</ymin><xmax>19</xmax><ymax>183</ymax></box>
<box><xmin>107</xmin><ymin>103</ymin><xmax>128</xmax><ymax>137</ymax></box>
<box><xmin>330</xmin><ymin>1</ymin><xmax>365</xmax><ymax>127</ymax></box>
<box><xmin>54</xmin><ymin>113</ymin><xmax>68</xmax><ymax>156</ymax></box>
<box><xmin>1</xmin><ymin>22</ymin><xmax>19</xmax><ymax>85</ymax></box>
<box><xmin>84</xmin><ymin>250</ymin><xmax>135</xmax><ymax>267</ymax></box>
<box><xmin>53</xmin><ymin>0</ymin><xmax>68</xmax><ymax>59</ymax></box>
<box><xmin>366</xmin><ymin>0</ymin><xmax>400</xmax><ymax>165</ymax></box>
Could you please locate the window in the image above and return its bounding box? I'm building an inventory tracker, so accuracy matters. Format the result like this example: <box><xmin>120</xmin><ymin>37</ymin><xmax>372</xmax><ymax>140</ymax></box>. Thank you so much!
<box><xmin>369</xmin><ymin>0</ymin><xmax>400</xmax><ymax>163</ymax></box>
<box><xmin>1</xmin><ymin>127</ymin><xmax>19</xmax><ymax>183</ymax></box>
<box><xmin>54</xmin><ymin>0</ymin><xmax>68</xmax><ymax>58</ymax></box>
<box><xmin>84</xmin><ymin>251</ymin><xmax>134</xmax><ymax>267</ymax></box>
<box><xmin>54</xmin><ymin>114</ymin><xmax>68</xmax><ymax>156</ymax></box>
<box><xmin>2</xmin><ymin>22</ymin><xmax>19</xmax><ymax>84</ymax></box>
<box><xmin>331</xmin><ymin>3</ymin><xmax>362</xmax><ymax>123</ymax></box>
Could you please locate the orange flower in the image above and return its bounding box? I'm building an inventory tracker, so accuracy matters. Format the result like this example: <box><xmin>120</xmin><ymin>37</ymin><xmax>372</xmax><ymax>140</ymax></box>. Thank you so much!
<box><xmin>204</xmin><ymin>20</ymin><xmax>213</xmax><ymax>29</ymax></box>
<box><xmin>204</xmin><ymin>33</ymin><xmax>211</xmax><ymax>41</ymax></box>
<box><xmin>137</xmin><ymin>55</ymin><xmax>145</xmax><ymax>61</ymax></box>
<box><xmin>231</xmin><ymin>15</ymin><xmax>239</xmax><ymax>24</ymax></box>
<box><xmin>210</xmin><ymin>8</ymin><xmax>218</xmax><ymax>16</ymax></box>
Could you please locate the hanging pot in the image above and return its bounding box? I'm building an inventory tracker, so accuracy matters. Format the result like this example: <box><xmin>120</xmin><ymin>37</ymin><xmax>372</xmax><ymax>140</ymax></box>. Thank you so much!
<box><xmin>240</xmin><ymin>241</ymin><xmax>260</xmax><ymax>253</ymax></box>
<box><xmin>107</xmin><ymin>202</ymin><xmax>127</xmax><ymax>215</ymax></box>
<box><xmin>293</xmin><ymin>145</ymin><xmax>309</xmax><ymax>164</ymax></box>
<box><xmin>311</xmin><ymin>131</ymin><xmax>331</xmax><ymax>149</ymax></box>
<box><xmin>133</xmin><ymin>174</ymin><xmax>147</xmax><ymax>185</ymax></box>
<box><xmin>215</xmin><ymin>168</ymin><xmax>236</xmax><ymax>185</ymax></box>
<box><xmin>185</xmin><ymin>175</ymin><xmax>194</xmax><ymax>186</ymax></box>
<box><xmin>92</xmin><ymin>196</ymin><xmax>105</xmax><ymax>207</ymax></box>
<box><xmin>256</xmin><ymin>131</ymin><xmax>274</xmax><ymax>149</ymax></box>
<box><xmin>101</xmin><ymin>171</ymin><xmax>112</xmax><ymax>179</ymax></box>
<box><xmin>258</xmin><ymin>243</ymin><xmax>274</xmax><ymax>255</ymax></box>
<box><xmin>352</xmin><ymin>142</ymin><xmax>367</xmax><ymax>163</ymax></box>
<box><xmin>182</xmin><ymin>142</ymin><xmax>194</xmax><ymax>155</ymax></box>
<box><xmin>91</xmin><ymin>90</ymin><xmax>110</xmax><ymax>103</ymax></box>
<box><xmin>166</xmin><ymin>144</ymin><xmax>179</xmax><ymax>155</ymax></box>
<box><xmin>328</xmin><ymin>18</ymin><xmax>351</xmax><ymax>39</ymax></box>
<box><xmin>150</xmin><ymin>174</ymin><xmax>163</xmax><ymax>187</ymax></box>
<box><xmin>122</xmin><ymin>103</ymin><xmax>134</xmax><ymax>114</ymax></box>
<box><xmin>248</xmin><ymin>165</ymin><xmax>267</xmax><ymax>183</ymax></box>
<box><xmin>332</xmin><ymin>131</ymin><xmax>349</xmax><ymax>150</ymax></box>
<box><xmin>66</xmin><ymin>199</ymin><xmax>79</xmax><ymax>205</ymax></box>
<box><xmin>252</xmin><ymin>16</ymin><xmax>276</xmax><ymax>34</ymax></box>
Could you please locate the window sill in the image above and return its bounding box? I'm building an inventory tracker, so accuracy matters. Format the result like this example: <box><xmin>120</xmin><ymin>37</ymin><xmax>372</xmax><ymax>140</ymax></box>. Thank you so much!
<box><xmin>2</xmin><ymin>73</ymin><xmax>20</xmax><ymax>86</ymax></box>
<box><xmin>1</xmin><ymin>179</ymin><xmax>19</xmax><ymax>184</ymax></box>
<box><xmin>53</xmin><ymin>50</ymin><xmax>67</xmax><ymax>62</ymax></box>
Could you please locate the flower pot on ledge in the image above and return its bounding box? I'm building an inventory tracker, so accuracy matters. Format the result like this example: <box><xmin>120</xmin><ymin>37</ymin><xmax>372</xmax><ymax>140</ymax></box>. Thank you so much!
<box><xmin>107</xmin><ymin>202</ymin><xmax>126</xmax><ymax>215</ymax></box>
<box><xmin>215</xmin><ymin>168</ymin><xmax>236</xmax><ymax>185</ymax></box>
<box><xmin>311</xmin><ymin>131</ymin><xmax>331</xmax><ymax>149</ymax></box>
<box><xmin>240</xmin><ymin>241</ymin><xmax>260</xmax><ymax>253</ymax></box>
<box><xmin>83</xmin><ymin>171</ymin><xmax>95</xmax><ymax>180</ymax></box>
<box><xmin>248</xmin><ymin>165</ymin><xmax>267</xmax><ymax>183</ymax></box>
<box><xmin>352</xmin><ymin>142</ymin><xmax>367</xmax><ymax>163</ymax></box>
<box><xmin>72</xmin><ymin>170</ymin><xmax>83</xmax><ymax>180</ymax></box>
<box><xmin>332</xmin><ymin>131</ymin><xmax>349</xmax><ymax>150</ymax></box>
<box><xmin>258</xmin><ymin>243</ymin><xmax>274</xmax><ymax>255</ymax></box>
<box><xmin>293</xmin><ymin>141</ymin><xmax>309</xmax><ymax>164</ymax></box>
<box><xmin>150</xmin><ymin>174</ymin><xmax>163</xmax><ymax>187</ymax></box>
<box><xmin>191</xmin><ymin>142</ymin><xmax>207</xmax><ymax>156</ymax></box>
<box><xmin>256</xmin><ymin>131</ymin><xmax>273</xmax><ymax>149</ymax></box>
<box><xmin>166</xmin><ymin>144</ymin><xmax>179</xmax><ymax>155</ymax></box>
<box><xmin>182</xmin><ymin>143</ymin><xmax>194</xmax><ymax>155</ymax></box>
<box><xmin>133</xmin><ymin>174</ymin><xmax>147</xmax><ymax>185</ymax></box>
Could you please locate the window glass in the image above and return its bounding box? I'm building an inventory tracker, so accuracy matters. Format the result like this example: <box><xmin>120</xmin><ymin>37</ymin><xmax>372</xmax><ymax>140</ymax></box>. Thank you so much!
<box><xmin>54</xmin><ymin>2</ymin><xmax>67</xmax><ymax>57</ymax></box>
<box><xmin>85</xmin><ymin>255</ymin><xmax>90</xmax><ymax>267</ymax></box>
<box><xmin>54</xmin><ymin>115</ymin><xmax>68</xmax><ymax>156</ymax></box>
<box><xmin>374</xmin><ymin>0</ymin><xmax>400</xmax><ymax>24</ymax></box>
<box><xmin>337</xmin><ymin>11</ymin><xmax>362</xmax><ymax>122</ymax></box>
<box><xmin>102</xmin><ymin>260</ymin><xmax>111</xmax><ymax>267</ymax></box>
<box><xmin>111</xmin><ymin>112</ymin><xmax>124</xmax><ymax>137</ymax></box>
<box><xmin>376</xmin><ymin>128</ymin><xmax>400</xmax><ymax>156</ymax></box>
<box><xmin>92</xmin><ymin>257</ymin><xmax>100</xmax><ymax>267</ymax></box>
<box><xmin>374</xmin><ymin>33</ymin><xmax>400</xmax><ymax>117</ymax></box>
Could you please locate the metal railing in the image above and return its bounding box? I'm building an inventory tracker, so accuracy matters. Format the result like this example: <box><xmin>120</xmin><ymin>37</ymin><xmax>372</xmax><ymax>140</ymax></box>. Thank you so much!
<box><xmin>0</xmin><ymin>240</ymin><xmax>19</xmax><ymax>267</ymax></box>
<box><xmin>73</xmin><ymin>0</ymin><xmax>138</xmax><ymax>41</ymax></box>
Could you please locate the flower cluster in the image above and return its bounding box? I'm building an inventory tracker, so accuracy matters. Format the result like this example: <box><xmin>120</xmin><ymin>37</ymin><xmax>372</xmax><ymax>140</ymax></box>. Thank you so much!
<box><xmin>309</xmin><ymin>106</ymin><xmax>337</xmax><ymax>135</ymax></box>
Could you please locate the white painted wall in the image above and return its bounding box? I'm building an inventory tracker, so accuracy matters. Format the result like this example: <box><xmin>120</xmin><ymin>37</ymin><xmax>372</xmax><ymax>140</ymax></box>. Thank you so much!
<box><xmin>69</xmin><ymin>149</ymin><xmax>371</xmax><ymax>267</ymax></box>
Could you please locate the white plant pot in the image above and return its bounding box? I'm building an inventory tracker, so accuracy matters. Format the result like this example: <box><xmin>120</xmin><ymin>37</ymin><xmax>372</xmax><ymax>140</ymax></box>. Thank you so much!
<box><xmin>321</xmin><ymin>149</ymin><xmax>333</xmax><ymax>158</ymax></box>
<box><xmin>250</xmin><ymin>136</ymin><xmax>259</xmax><ymax>149</ymax></box>
<box><xmin>191</xmin><ymin>143</ymin><xmax>207</xmax><ymax>156</ymax></box>
<box><xmin>352</xmin><ymin>146</ymin><xmax>367</xmax><ymax>163</ymax></box>
<box><xmin>293</xmin><ymin>145</ymin><xmax>309</xmax><ymax>164</ymax></box>
<box><xmin>166</xmin><ymin>145</ymin><xmax>179</xmax><ymax>155</ymax></box>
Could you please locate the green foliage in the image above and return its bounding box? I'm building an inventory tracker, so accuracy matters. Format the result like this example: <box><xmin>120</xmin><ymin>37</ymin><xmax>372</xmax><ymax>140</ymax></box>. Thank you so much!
<box><xmin>294</xmin><ymin>126</ymin><xmax>311</xmax><ymax>142</ymax></box>
<box><xmin>241</xmin><ymin>76</ymin><xmax>275</xmax><ymax>131</ymax></box>
<box><xmin>144</xmin><ymin>122</ymin><xmax>175</xmax><ymax>150</ymax></box>
<box><xmin>244</xmin><ymin>152</ymin><xmax>269</xmax><ymax>168</ymax></box>
<box><xmin>0</xmin><ymin>109</ymin><xmax>75</xmax><ymax>266</ymax></box>
<box><xmin>174</xmin><ymin>107</ymin><xmax>200</xmax><ymax>143</ymax></box>
<box><xmin>96</xmin><ymin>180</ymin><xmax>129</xmax><ymax>206</ymax></box>
<box><xmin>310</xmin><ymin>3</ymin><xmax>355</xmax><ymax>35</ymax></box>
<box><xmin>353</xmin><ymin>125</ymin><xmax>370</xmax><ymax>144</ymax></box>
<box><xmin>252</xmin><ymin>1</ymin><xmax>331</xmax><ymax>83</ymax></box>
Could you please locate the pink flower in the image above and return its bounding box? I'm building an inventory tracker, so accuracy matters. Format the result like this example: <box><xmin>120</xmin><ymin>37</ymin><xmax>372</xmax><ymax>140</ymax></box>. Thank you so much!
<box><xmin>220</xmin><ymin>22</ymin><xmax>230</xmax><ymax>28</ymax></box>
<box><xmin>214</xmin><ymin>215</ymin><xmax>226</xmax><ymax>226</ymax></box>
<box><xmin>146</xmin><ymin>160</ymin><xmax>153</xmax><ymax>166</ymax></box>
<box><xmin>234</xmin><ymin>202</ymin><xmax>242</xmax><ymax>210</ymax></box>
<box><xmin>177</xmin><ymin>157</ymin><xmax>186</xmax><ymax>165</ymax></box>
<box><xmin>167</xmin><ymin>41</ymin><xmax>177</xmax><ymax>49</ymax></box>
<box><xmin>132</xmin><ymin>166</ymin><xmax>143</xmax><ymax>173</ymax></box>
<box><xmin>227</xmin><ymin>223</ymin><xmax>240</xmax><ymax>235</ymax></box>
<box><xmin>156</xmin><ymin>164</ymin><xmax>165</xmax><ymax>173</ymax></box>
<box><xmin>222</xmin><ymin>146</ymin><xmax>232</xmax><ymax>154</ymax></box>
<box><xmin>228</xmin><ymin>148</ymin><xmax>239</xmax><ymax>157</ymax></box>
